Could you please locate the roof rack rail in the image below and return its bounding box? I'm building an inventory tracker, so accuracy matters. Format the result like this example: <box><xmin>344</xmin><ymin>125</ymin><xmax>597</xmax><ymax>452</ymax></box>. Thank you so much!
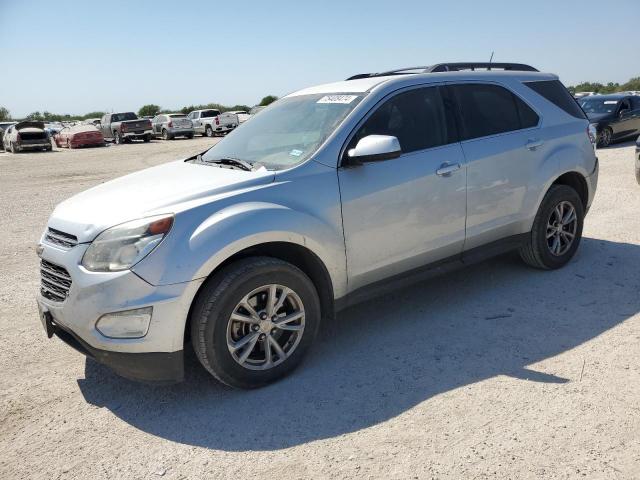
<box><xmin>346</xmin><ymin>62</ymin><xmax>538</xmax><ymax>80</ymax></box>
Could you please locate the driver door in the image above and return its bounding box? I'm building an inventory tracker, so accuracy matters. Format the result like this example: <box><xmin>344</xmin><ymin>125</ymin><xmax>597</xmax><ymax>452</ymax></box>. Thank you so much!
<box><xmin>338</xmin><ymin>85</ymin><xmax>467</xmax><ymax>291</ymax></box>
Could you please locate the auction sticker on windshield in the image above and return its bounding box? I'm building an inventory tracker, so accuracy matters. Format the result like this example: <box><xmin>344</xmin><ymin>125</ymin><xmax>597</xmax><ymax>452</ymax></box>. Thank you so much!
<box><xmin>317</xmin><ymin>95</ymin><xmax>359</xmax><ymax>104</ymax></box>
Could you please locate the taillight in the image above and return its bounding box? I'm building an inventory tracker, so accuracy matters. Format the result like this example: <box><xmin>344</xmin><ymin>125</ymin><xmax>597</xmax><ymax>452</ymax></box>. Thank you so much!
<box><xmin>215</xmin><ymin>116</ymin><xmax>219</xmax><ymax>125</ymax></box>
<box><xmin>168</xmin><ymin>121</ymin><xmax>173</xmax><ymax>128</ymax></box>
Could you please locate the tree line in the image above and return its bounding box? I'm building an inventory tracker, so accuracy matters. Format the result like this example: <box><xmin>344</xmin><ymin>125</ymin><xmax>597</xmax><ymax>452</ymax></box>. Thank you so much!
<box><xmin>0</xmin><ymin>95</ymin><xmax>279</xmax><ymax>122</ymax></box>
<box><xmin>567</xmin><ymin>77</ymin><xmax>640</xmax><ymax>95</ymax></box>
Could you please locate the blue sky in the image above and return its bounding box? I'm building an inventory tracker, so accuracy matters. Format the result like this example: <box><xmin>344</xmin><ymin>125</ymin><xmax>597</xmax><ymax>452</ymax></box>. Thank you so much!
<box><xmin>0</xmin><ymin>0</ymin><xmax>637</xmax><ymax>118</ymax></box>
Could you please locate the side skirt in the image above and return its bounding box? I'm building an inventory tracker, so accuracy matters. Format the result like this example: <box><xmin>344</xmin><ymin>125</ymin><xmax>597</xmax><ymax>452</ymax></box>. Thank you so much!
<box><xmin>335</xmin><ymin>233</ymin><xmax>528</xmax><ymax>312</ymax></box>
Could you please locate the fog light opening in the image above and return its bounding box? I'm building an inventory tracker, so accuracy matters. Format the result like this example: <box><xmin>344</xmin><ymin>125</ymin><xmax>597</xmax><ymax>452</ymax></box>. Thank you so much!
<box><xmin>95</xmin><ymin>307</ymin><xmax>152</xmax><ymax>339</ymax></box>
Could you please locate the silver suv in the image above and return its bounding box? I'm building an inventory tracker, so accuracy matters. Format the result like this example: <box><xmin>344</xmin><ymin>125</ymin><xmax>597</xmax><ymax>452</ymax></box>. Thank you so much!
<box><xmin>37</xmin><ymin>63</ymin><xmax>598</xmax><ymax>388</ymax></box>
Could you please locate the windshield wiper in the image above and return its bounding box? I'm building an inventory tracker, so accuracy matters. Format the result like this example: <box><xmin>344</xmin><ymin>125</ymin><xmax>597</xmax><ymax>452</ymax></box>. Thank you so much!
<box><xmin>204</xmin><ymin>157</ymin><xmax>255</xmax><ymax>171</ymax></box>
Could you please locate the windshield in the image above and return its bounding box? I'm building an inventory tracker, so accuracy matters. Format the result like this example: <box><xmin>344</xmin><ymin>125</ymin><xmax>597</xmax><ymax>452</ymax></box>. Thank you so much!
<box><xmin>579</xmin><ymin>98</ymin><xmax>620</xmax><ymax>114</ymax></box>
<box><xmin>202</xmin><ymin>93</ymin><xmax>363</xmax><ymax>170</ymax></box>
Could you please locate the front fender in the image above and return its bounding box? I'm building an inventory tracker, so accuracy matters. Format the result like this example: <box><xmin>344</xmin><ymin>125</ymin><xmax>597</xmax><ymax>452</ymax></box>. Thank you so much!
<box><xmin>132</xmin><ymin>201</ymin><xmax>347</xmax><ymax>298</ymax></box>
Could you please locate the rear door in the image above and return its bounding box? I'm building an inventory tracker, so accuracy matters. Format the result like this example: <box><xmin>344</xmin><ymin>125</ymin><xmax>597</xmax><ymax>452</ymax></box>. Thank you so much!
<box><xmin>447</xmin><ymin>82</ymin><xmax>542</xmax><ymax>250</ymax></box>
<box><xmin>338</xmin><ymin>85</ymin><xmax>467</xmax><ymax>291</ymax></box>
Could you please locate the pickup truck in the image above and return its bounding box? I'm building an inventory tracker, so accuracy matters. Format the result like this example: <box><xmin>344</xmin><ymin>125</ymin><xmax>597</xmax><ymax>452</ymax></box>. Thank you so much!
<box><xmin>99</xmin><ymin>112</ymin><xmax>153</xmax><ymax>144</ymax></box>
<box><xmin>186</xmin><ymin>109</ymin><xmax>239</xmax><ymax>137</ymax></box>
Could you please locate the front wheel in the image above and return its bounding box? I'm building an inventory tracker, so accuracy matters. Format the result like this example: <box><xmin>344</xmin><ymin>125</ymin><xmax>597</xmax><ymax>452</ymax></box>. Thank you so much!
<box><xmin>191</xmin><ymin>257</ymin><xmax>321</xmax><ymax>389</ymax></box>
<box><xmin>520</xmin><ymin>185</ymin><xmax>584</xmax><ymax>269</ymax></box>
<box><xmin>113</xmin><ymin>131</ymin><xmax>122</xmax><ymax>145</ymax></box>
<box><xmin>205</xmin><ymin>125</ymin><xmax>214</xmax><ymax>137</ymax></box>
<box><xmin>162</xmin><ymin>129</ymin><xmax>171</xmax><ymax>141</ymax></box>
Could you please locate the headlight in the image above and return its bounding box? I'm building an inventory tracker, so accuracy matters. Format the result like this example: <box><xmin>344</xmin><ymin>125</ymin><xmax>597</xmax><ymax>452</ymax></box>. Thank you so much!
<box><xmin>82</xmin><ymin>215</ymin><xmax>173</xmax><ymax>272</ymax></box>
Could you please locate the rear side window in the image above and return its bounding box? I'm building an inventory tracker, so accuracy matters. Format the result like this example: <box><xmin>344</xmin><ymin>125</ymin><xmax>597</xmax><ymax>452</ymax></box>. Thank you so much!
<box><xmin>631</xmin><ymin>97</ymin><xmax>640</xmax><ymax>110</ymax></box>
<box><xmin>350</xmin><ymin>86</ymin><xmax>453</xmax><ymax>154</ymax></box>
<box><xmin>201</xmin><ymin>110</ymin><xmax>220</xmax><ymax>118</ymax></box>
<box><xmin>524</xmin><ymin>80</ymin><xmax>586</xmax><ymax>119</ymax></box>
<box><xmin>450</xmin><ymin>83</ymin><xmax>539</xmax><ymax>140</ymax></box>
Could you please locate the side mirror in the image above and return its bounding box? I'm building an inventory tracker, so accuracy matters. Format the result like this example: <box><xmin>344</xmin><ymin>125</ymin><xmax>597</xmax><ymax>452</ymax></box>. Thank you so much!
<box><xmin>345</xmin><ymin>135</ymin><xmax>401</xmax><ymax>165</ymax></box>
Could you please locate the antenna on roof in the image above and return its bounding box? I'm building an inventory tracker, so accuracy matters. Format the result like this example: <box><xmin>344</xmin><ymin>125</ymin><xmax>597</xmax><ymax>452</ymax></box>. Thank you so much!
<box><xmin>489</xmin><ymin>51</ymin><xmax>494</xmax><ymax>67</ymax></box>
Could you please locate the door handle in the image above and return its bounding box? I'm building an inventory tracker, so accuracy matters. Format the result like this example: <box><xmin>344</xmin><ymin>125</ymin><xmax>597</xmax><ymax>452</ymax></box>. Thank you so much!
<box><xmin>436</xmin><ymin>162</ymin><xmax>461</xmax><ymax>177</ymax></box>
<box><xmin>526</xmin><ymin>139</ymin><xmax>544</xmax><ymax>150</ymax></box>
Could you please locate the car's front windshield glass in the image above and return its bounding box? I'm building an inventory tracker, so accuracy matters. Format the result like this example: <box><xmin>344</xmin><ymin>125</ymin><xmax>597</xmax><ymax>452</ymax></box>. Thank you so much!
<box><xmin>202</xmin><ymin>93</ymin><xmax>364</xmax><ymax>170</ymax></box>
<box><xmin>579</xmin><ymin>98</ymin><xmax>620</xmax><ymax>114</ymax></box>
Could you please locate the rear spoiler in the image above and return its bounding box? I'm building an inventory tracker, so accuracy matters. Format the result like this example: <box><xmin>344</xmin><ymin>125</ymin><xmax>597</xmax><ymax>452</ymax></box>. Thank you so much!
<box><xmin>15</xmin><ymin>121</ymin><xmax>45</xmax><ymax>130</ymax></box>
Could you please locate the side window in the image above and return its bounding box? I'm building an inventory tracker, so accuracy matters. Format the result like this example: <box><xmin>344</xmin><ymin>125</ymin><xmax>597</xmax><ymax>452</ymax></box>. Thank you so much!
<box><xmin>620</xmin><ymin>99</ymin><xmax>632</xmax><ymax>112</ymax></box>
<box><xmin>524</xmin><ymin>80</ymin><xmax>586</xmax><ymax>119</ymax></box>
<box><xmin>451</xmin><ymin>83</ymin><xmax>539</xmax><ymax>140</ymax></box>
<box><xmin>350</xmin><ymin>87</ymin><xmax>451</xmax><ymax>154</ymax></box>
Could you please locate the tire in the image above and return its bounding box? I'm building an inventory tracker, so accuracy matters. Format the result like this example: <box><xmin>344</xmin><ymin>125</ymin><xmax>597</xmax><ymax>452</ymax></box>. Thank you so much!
<box><xmin>143</xmin><ymin>134</ymin><xmax>151</xmax><ymax>143</ymax></box>
<box><xmin>113</xmin><ymin>131</ymin><xmax>122</xmax><ymax>145</ymax></box>
<box><xmin>10</xmin><ymin>142</ymin><xmax>17</xmax><ymax>153</ymax></box>
<box><xmin>597</xmin><ymin>127</ymin><xmax>612</xmax><ymax>148</ymax></box>
<box><xmin>519</xmin><ymin>184</ymin><xmax>584</xmax><ymax>270</ymax></box>
<box><xmin>191</xmin><ymin>257</ymin><xmax>321</xmax><ymax>389</ymax></box>
<box><xmin>186</xmin><ymin>133</ymin><xmax>194</xmax><ymax>139</ymax></box>
<box><xmin>205</xmin><ymin>125</ymin><xmax>214</xmax><ymax>138</ymax></box>
<box><xmin>67</xmin><ymin>139</ymin><xmax>73</xmax><ymax>149</ymax></box>
<box><xmin>162</xmin><ymin>129</ymin><xmax>171</xmax><ymax>141</ymax></box>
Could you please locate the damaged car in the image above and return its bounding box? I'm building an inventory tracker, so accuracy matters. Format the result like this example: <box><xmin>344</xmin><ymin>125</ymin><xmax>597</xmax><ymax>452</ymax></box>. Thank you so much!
<box><xmin>3</xmin><ymin>121</ymin><xmax>52</xmax><ymax>153</ymax></box>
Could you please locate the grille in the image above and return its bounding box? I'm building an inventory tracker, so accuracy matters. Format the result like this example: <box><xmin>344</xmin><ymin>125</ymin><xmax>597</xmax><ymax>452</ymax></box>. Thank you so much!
<box><xmin>45</xmin><ymin>228</ymin><xmax>78</xmax><ymax>248</ymax></box>
<box><xmin>40</xmin><ymin>260</ymin><xmax>72</xmax><ymax>302</ymax></box>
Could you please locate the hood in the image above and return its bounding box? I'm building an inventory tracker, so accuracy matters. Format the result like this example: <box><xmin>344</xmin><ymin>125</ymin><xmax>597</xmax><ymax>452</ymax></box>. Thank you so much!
<box><xmin>15</xmin><ymin>120</ymin><xmax>45</xmax><ymax>130</ymax></box>
<box><xmin>48</xmin><ymin>160</ymin><xmax>275</xmax><ymax>242</ymax></box>
<box><xmin>585</xmin><ymin>112</ymin><xmax>612</xmax><ymax>123</ymax></box>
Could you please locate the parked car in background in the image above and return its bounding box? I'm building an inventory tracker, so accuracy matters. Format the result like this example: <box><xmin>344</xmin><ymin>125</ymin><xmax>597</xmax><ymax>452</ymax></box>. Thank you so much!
<box><xmin>3</xmin><ymin>121</ymin><xmax>52</xmax><ymax>153</ymax></box>
<box><xmin>44</xmin><ymin>122</ymin><xmax>64</xmax><ymax>137</ymax></box>
<box><xmin>186</xmin><ymin>109</ymin><xmax>239</xmax><ymax>137</ymax></box>
<box><xmin>99</xmin><ymin>112</ymin><xmax>152</xmax><ymax>144</ymax></box>
<box><xmin>635</xmin><ymin>135</ymin><xmax>640</xmax><ymax>184</ymax></box>
<box><xmin>54</xmin><ymin>124</ymin><xmax>105</xmax><ymax>149</ymax></box>
<box><xmin>84</xmin><ymin>118</ymin><xmax>101</xmax><ymax>127</ymax></box>
<box><xmin>249</xmin><ymin>106</ymin><xmax>266</xmax><ymax>116</ymax></box>
<box><xmin>579</xmin><ymin>94</ymin><xmax>640</xmax><ymax>147</ymax></box>
<box><xmin>151</xmin><ymin>113</ymin><xmax>194</xmax><ymax>140</ymax></box>
<box><xmin>37</xmin><ymin>62</ymin><xmax>598</xmax><ymax>388</ymax></box>
<box><xmin>574</xmin><ymin>91</ymin><xmax>595</xmax><ymax>99</ymax></box>
<box><xmin>0</xmin><ymin>121</ymin><xmax>17</xmax><ymax>150</ymax></box>
<box><xmin>227</xmin><ymin>110</ymin><xmax>250</xmax><ymax>124</ymax></box>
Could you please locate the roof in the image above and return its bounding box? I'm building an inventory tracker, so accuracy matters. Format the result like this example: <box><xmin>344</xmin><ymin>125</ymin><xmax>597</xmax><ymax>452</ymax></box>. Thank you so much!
<box><xmin>287</xmin><ymin>70</ymin><xmax>557</xmax><ymax>98</ymax></box>
<box><xmin>582</xmin><ymin>93</ymin><xmax>628</xmax><ymax>100</ymax></box>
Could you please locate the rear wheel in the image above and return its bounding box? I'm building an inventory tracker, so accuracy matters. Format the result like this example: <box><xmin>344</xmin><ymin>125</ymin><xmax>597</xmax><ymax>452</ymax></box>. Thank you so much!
<box><xmin>191</xmin><ymin>257</ymin><xmax>321</xmax><ymax>389</ymax></box>
<box><xmin>113</xmin><ymin>131</ymin><xmax>122</xmax><ymax>145</ymax></box>
<box><xmin>520</xmin><ymin>185</ymin><xmax>584</xmax><ymax>269</ymax></box>
<box><xmin>162</xmin><ymin>129</ymin><xmax>171</xmax><ymax>140</ymax></box>
<box><xmin>143</xmin><ymin>134</ymin><xmax>151</xmax><ymax>143</ymax></box>
<box><xmin>186</xmin><ymin>133</ymin><xmax>194</xmax><ymax>139</ymax></box>
<box><xmin>597</xmin><ymin>127</ymin><xmax>612</xmax><ymax>148</ymax></box>
<box><xmin>205</xmin><ymin>125</ymin><xmax>214</xmax><ymax>137</ymax></box>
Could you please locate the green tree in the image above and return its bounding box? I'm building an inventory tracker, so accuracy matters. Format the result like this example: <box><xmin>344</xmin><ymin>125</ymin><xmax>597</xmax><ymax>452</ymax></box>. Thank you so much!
<box><xmin>26</xmin><ymin>111</ymin><xmax>44</xmax><ymax>121</ymax></box>
<box><xmin>138</xmin><ymin>104</ymin><xmax>161</xmax><ymax>117</ymax></box>
<box><xmin>0</xmin><ymin>106</ymin><xmax>10</xmax><ymax>121</ymax></box>
<box><xmin>259</xmin><ymin>95</ymin><xmax>278</xmax><ymax>106</ymax></box>
<box><xmin>621</xmin><ymin>77</ymin><xmax>640</xmax><ymax>91</ymax></box>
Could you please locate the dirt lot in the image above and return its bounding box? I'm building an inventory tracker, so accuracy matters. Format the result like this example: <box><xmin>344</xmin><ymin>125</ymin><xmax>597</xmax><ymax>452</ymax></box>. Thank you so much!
<box><xmin>0</xmin><ymin>138</ymin><xmax>639</xmax><ymax>479</ymax></box>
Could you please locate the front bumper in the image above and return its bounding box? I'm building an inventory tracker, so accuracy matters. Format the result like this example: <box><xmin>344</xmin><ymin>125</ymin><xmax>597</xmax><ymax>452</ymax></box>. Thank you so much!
<box><xmin>36</xmin><ymin>239</ymin><xmax>204</xmax><ymax>382</ymax></box>
<box><xmin>41</xmin><ymin>309</ymin><xmax>183</xmax><ymax>383</ymax></box>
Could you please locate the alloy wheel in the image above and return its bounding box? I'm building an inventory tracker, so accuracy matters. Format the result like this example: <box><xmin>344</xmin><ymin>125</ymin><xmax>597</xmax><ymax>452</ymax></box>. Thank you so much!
<box><xmin>546</xmin><ymin>200</ymin><xmax>578</xmax><ymax>256</ymax></box>
<box><xmin>226</xmin><ymin>284</ymin><xmax>305</xmax><ymax>370</ymax></box>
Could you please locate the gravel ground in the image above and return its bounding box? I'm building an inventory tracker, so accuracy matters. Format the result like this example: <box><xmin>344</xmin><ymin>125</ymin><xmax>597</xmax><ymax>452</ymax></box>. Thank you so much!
<box><xmin>0</xmin><ymin>138</ymin><xmax>639</xmax><ymax>480</ymax></box>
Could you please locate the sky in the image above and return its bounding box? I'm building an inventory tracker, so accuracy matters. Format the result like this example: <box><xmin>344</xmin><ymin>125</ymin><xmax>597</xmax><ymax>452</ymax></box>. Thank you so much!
<box><xmin>0</xmin><ymin>0</ymin><xmax>637</xmax><ymax>118</ymax></box>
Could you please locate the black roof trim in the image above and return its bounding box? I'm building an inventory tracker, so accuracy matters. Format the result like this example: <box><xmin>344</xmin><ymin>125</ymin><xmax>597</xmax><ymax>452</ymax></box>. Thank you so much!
<box><xmin>347</xmin><ymin>62</ymin><xmax>538</xmax><ymax>80</ymax></box>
